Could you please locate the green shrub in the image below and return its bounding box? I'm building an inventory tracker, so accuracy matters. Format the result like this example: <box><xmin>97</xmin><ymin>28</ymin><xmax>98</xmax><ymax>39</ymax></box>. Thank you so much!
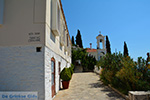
<box><xmin>99</xmin><ymin>53</ymin><xmax>123</xmax><ymax>86</ymax></box>
<box><xmin>116</xmin><ymin>56</ymin><xmax>138</xmax><ymax>93</ymax></box>
<box><xmin>135</xmin><ymin>80</ymin><xmax>150</xmax><ymax>91</ymax></box>
<box><xmin>71</xmin><ymin>64</ymin><xmax>74</xmax><ymax>70</ymax></box>
<box><xmin>69</xmin><ymin>67</ymin><xmax>74</xmax><ymax>75</ymax></box>
<box><xmin>60</xmin><ymin>68</ymin><xmax>71</xmax><ymax>81</ymax></box>
<box><xmin>98</xmin><ymin>53</ymin><xmax>150</xmax><ymax>95</ymax></box>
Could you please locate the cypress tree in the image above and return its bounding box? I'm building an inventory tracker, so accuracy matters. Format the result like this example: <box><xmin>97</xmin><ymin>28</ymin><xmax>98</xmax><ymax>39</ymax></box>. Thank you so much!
<box><xmin>71</xmin><ymin>36</ymin><xmax>75</xmax><ymax>45</ymax></box>
<box><xmin>123</xmin><ymin>41</ymin><xmax>129</xmax><ymax>56</ymax></box>
<box><xmin>106</xmin><ymin>35</ymin><xmax>111</xmax><ymax>54</ymax></box>
<box><xmin>76</xmin><ymin>29</ymin><xmax>83</xmax><ymax>48</ymax></box>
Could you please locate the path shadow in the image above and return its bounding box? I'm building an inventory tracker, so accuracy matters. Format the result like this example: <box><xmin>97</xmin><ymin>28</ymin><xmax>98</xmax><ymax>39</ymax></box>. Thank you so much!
<box><xmin>89</xmin><ymin>80</ymin><xmax>125</xmax><ymax>100</ymax></box>
<box><xmin>89</xmin><ymin>81</ymin><xmax>105</xmax><ymax>88</ymax></box>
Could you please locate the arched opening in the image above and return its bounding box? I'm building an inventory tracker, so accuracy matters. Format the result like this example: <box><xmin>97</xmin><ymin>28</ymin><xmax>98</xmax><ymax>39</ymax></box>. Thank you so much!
<box><xmin>101</xmin><ymin>52</ymin><xmax>105</xmax><ymax>55</ymax></box>
<box><xmin>99</xmin><ymin>39</ymin><xmax>103</xmax><ymax>49</ymax></box>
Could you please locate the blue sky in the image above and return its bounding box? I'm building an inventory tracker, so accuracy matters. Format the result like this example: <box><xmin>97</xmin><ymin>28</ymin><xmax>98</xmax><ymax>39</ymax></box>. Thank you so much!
<box><xmin>61</xmin><ymin>0</ymin><xmax>150</xmax><ymax>60</ymax></box>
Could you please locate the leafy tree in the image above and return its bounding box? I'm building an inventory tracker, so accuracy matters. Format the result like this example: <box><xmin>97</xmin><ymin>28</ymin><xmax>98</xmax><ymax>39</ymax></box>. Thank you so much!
<box><xmin>106</xmin><ymin>35</ymin><xmax>111</xmax><ymax>54</ymax></box>
<box><xmin>71</xmin><ymin>36</ymin><xmax>75</xmax><ymax>45</ymax></box>
<box><xmin>123</xmin><ymin>41</ymin><xmax>129</xmax><ymax>56</ymax></box>
<box><xmin>76</xmin><ymin>29</ymin><xmax>83</xmax><ymax>48</ymax></box>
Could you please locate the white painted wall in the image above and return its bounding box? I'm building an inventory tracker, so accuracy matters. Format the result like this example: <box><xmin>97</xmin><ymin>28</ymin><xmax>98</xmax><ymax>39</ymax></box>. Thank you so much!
<box><xmin>44</xmin><ymin>46</ymin><xmax>71</xmax><ymax>100</ymax></box>
<box><xmin>0</xmin><ymin>45</ymin><xmax>71</xmax><ymax>100</ymax></box>
<box><xmin>0</xmin><ymin>45</ymin><xmax>44</xmax><ymax>100</ymax></box>
<box><xmin>0</xmin><ymin>0</ymin><xmax>72</xmax><ymax>100</ymax></box>
<box><xmin>45</xmin><ymin>0</ymin><xmax>71</xmax><ymax>65</ymax></box>
<box><xmin>0</xmin><ymin>0</ymin><xmax>45</xmax><ymax>46</ymax></box>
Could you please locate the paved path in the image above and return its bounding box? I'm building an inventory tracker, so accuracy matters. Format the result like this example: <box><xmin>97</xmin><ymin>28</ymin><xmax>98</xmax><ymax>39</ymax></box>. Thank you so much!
<box><xmin>54</xmin><ymin>72</ymin><xmax>125</xmax><ymax>100</ymax></box>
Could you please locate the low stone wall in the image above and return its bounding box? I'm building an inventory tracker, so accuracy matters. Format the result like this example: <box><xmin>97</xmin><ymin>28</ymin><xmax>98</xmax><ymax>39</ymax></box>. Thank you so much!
<box><xmin>129</xmin><ymin>91</ymin><xmax>150</xmax><ymax>100</ymax></box>
<box><xmin>74</xmin><ymin>65</ymin><xmax>83</xmax><ymax>73</ymax></box>
<box><xmin>94</xmin><ymin>65</ymin><xmax>102</xmax><ymax>74</ymax></box>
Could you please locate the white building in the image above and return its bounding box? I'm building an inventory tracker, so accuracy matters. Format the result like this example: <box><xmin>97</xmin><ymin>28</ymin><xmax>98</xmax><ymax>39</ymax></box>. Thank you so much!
<box><xmin>0</xmin><ymin>0</ymin><xmax>71</xmax><ymax>100</ymax></box>
<box><xmin>87</xmin><ymin>33</ymin><xmax>106</xmax><ymax>61</ymax></box>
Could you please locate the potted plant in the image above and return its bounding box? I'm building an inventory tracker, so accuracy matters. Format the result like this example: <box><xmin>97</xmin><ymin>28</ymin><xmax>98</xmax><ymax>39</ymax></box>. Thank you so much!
<box><xmin>60</xmin><ymin>68</ymin><xmax>72</xmax><ymax>89</ymax></box>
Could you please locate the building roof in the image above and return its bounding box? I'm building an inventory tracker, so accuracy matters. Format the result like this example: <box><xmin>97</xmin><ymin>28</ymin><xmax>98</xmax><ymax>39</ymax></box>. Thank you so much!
<box><xmin>98</xmin><ymin>34</ymin><xmax>103</xmax><ymax>36</ymax></box>
<box><xmin>86</xmin><ymin>48</ymin><xmax>97</xmax><ymax>52</ymax></box>
<box><xmin>59</xmin><ymin>0</ymin><xmax>72</xmax><ymax>45</ymax></box>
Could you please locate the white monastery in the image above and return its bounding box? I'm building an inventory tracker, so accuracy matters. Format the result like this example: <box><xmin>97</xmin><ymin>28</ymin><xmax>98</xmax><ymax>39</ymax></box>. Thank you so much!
<box><xmin>87</xmin><ymin>33</ymin><xmax>106</xmax><ymax>61</ymax></box>
<box><xmin>0</xmin><ymin>0</ymin><xmax>71</xmax><ymax>100</ymax></box>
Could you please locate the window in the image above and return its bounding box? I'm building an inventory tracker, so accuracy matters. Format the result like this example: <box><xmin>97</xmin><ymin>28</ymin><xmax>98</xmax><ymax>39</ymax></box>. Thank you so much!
<box><xmin>50</xmin><ymin>32</ymin><xmax>55</xmax><ymax>43</ymax></box>
<box><xmin>64</xmin><ymin>50</ymin><xmax>66</xmax><ymax>55</ymax></box>
<box><xmin>36</xmin><ymin>47</ymin><xmax>42</xmax><ymax>52</ymax></box>
<box><xmin>51</xmin><ymin>60</ymin><xmax>55</xmax><ymax>85</ymax></box>
<box><xmin>0</xmin><ymin>0</ymin><xmax>4</xmax><ymax>25</ymax></box>
<box><xmin>67</xmin><ymin>34</ymin><xmax>69</xmax><ymax>47</ymax></box>
<box><xmin>63</xmin><ymin>27</ymin><xmax>65</xmax><ymax>43</ymax></box>
<box><xmin>60</xmin><ymin>43</ymin><xmax>62</xmax><ymax>50</ymax></box>
<box><xmin>59</xmin><ymin>36</ymin><xmax>62</xmax><ymax>50</ymax></box>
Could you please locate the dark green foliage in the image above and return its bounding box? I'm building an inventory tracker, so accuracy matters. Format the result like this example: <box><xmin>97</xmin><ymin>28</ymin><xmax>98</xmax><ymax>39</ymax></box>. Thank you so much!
<box><xmin>72</xmin><ymin>48</ymin><xmax>85</xmax><ymax>64</ymax></box>
<box><xmin>123</xmin><ymin>41</ymin><xmax>129</xmax><ymax>56</ymax></box>
<box><xmin>60</xmin><ymin>68</ymin><xmax>72</xmax><ymax>81</ymax></box>
<box><xmin>106</xmin><ymin>35</ymin><xmax>111</xmax><ymax>54</ymax></box>
<box><xmin>82</xmin><ymin>55</ymin><xmax>97</xmax><ymax>71</ymax></box>
<box><xmin>98</xmin><ymin>53</ymin><xmax>123</xmax><ymax>86</ymax></box>
<box><xmin>71</xmin><ymin>36</ymin><xmax>75</xmax><ymax>45</ymax></box>
<box><xmin>97</xmin><ymin>53</ymin><xmax>150</xmax><ymax>95</ymax></box>
<box><xmin>72</xmin><ymin>48</ymin><xmax>97</xmax><ymax>71</ymax></box>
<box><xmin>69</xmin><ymin>67</ymin><xmax>74</xmax><ymax>75</ymax></box>
<box><xmin>71</xmin><ymin>64</ymin><xmax>74</xmax><ymax>70</ymax></box>
<box><xmin>76</xmin><ymin>29</ymin><xmax>83</xmax><ymax>48</ymax></box>
<box><xmin>137</xmin><ymin>57</ymin><xmax>150</xmax><ymax>84</ymax></box>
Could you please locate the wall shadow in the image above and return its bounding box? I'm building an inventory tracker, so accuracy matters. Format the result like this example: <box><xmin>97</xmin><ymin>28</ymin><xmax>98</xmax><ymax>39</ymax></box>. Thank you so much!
<box><xmin>89</xmin><ymin>80</ymin><xmax>125</xmax><ymax>100</ymax></box>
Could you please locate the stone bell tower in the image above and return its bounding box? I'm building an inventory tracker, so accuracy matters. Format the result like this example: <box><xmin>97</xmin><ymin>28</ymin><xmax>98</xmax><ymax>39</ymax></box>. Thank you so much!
<box><xmin>96</xmin><ymin>32</ymin><xmax>106</xmax><ymax>60</ymax></box>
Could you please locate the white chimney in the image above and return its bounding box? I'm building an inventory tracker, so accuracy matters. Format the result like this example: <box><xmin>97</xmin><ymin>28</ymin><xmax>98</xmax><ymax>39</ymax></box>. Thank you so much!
<box><xmin>90</xmin><ymin>43</ymin><xmax>92</xmax><ymax>49</ymax></box>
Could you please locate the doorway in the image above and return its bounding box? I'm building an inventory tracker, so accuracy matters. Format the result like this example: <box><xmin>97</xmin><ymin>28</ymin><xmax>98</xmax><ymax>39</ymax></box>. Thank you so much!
<box><xmin>58</xmin><ymin>62</ymin><xmax>61</xmax><ymax>90</ymax></box>
<box><xmin>51</xmin><ymin>58</ymin><xmax>55</xmax><ymax>97</ymax></box>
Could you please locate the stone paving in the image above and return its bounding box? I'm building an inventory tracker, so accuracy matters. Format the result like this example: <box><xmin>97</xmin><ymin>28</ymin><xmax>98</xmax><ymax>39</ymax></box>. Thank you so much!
<box><xmin>54</xmin><ymin>72</ymin><xmax>125</xmax><ymax>100</ymax></box>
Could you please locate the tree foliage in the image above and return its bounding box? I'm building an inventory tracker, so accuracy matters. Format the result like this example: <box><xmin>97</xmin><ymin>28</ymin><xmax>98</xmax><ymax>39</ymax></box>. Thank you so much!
<box><xmin>106</xmin><ymin>35</ymin><xmax>111</xmax><ymax>54</ymax></box>
<box><xmin>97</xmin><ymin>53</ymin><xmax>150</xmax><ymax>95</ymax></box>
<box><xmin>72</xmin><ymin>48</ymin><xmax>96</xmax><ymax>71</ymax></box>
<box><xmin>123</xmin><ymin>41</ymin><xmax>129</xmax><ymax>56</ymax></box>
<box><xmin>76</xmin><ymin>30</ymin><xmax>83</xmax><ymax>48</ymax></box>
<box><xmin>71</xmin><ymin>36</ymin><xmax>75</xmax><ymax>45</ymax></box>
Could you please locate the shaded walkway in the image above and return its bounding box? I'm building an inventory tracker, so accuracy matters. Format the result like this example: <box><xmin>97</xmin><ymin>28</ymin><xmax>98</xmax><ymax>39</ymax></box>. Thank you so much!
<box><xmin>54</xmin><ymin>72</ymin><xmax>125</xmax><ymax>100</ymax></box>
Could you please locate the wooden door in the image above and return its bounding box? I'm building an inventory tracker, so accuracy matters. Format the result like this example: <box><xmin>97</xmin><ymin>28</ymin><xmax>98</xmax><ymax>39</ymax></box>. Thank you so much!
<box><xmin>58</xmin><ymin>62</ymin><xmax>61</xmax><ymax>90</ymax></box>
<box><xmin>51</xmin><ymin>58</ymin><xmax>55</xmax><ymax>97</ymax></box>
